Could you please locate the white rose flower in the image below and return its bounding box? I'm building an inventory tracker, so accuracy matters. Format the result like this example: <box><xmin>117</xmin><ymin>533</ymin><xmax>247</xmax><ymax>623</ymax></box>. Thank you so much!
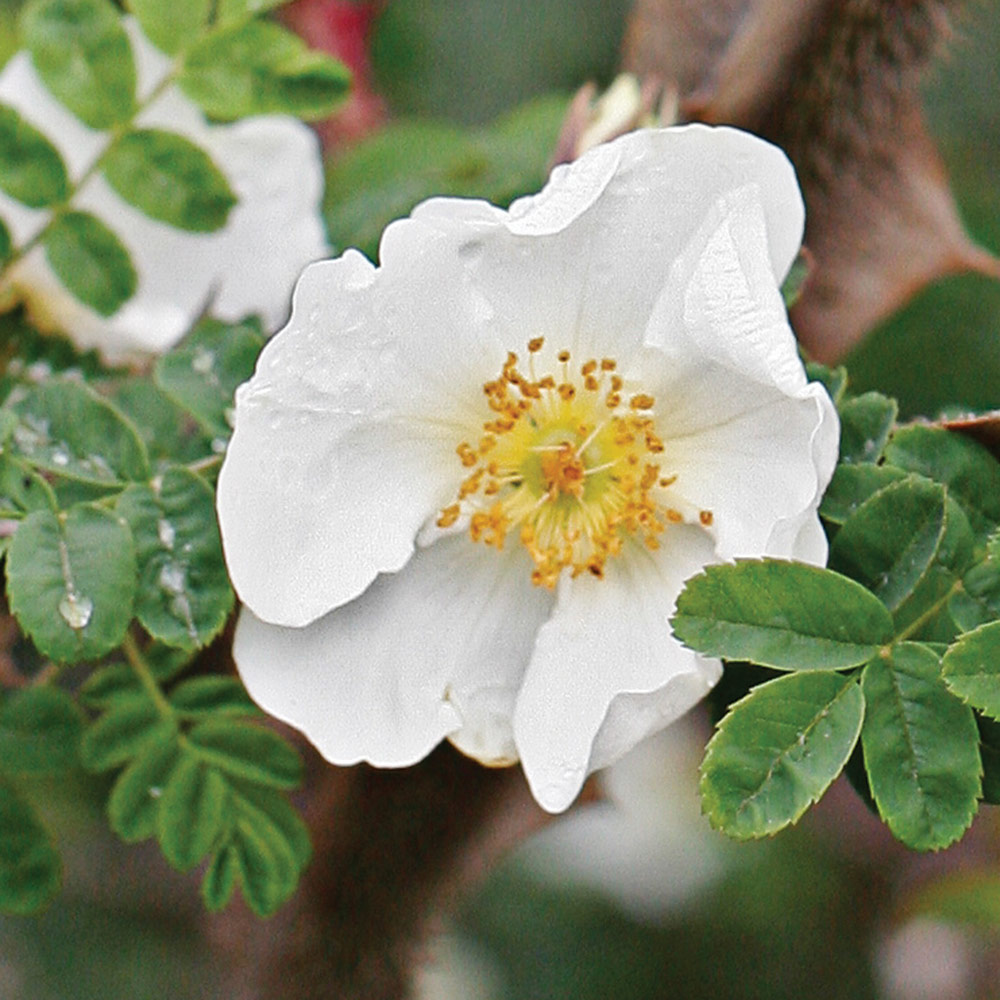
<box><xmin>0</xmin><ymin>19</ymin><xmax>328</xmax><ymax>362</ymax></box>
<box><xmin>217</xmin><ymin>125</ymin><xmax>840</xmax><ymax>813</ymax></box>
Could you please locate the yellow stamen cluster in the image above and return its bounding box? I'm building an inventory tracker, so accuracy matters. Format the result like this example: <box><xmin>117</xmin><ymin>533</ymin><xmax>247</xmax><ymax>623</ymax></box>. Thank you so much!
<box><xmin>437</xmin><ymin>339</ymin><xmax>711</xmax><ymax>588</ymax></box>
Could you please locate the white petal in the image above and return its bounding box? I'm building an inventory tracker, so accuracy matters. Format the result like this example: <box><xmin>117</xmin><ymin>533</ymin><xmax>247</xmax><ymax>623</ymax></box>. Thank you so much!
<box><xmin>513</xmin><ymin>527</ymin><xmax>722</xmax><ymax>813</ymax></box>
<box><xmin>233</xmin><ymin>535</ymin><xmax>551</xmax><ymax>767</ymax></box>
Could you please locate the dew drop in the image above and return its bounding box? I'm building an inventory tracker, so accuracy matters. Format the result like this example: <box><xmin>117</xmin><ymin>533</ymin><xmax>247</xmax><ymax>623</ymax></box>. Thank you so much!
<box><xmin>157</xmin><ymin>518</ymin><xmax>176</xmax><ymax>550</ymax></box>
<box><xmin>192</xmin><ymin>347</ymin><xmax>215</xmax><ymax>375</ymax></box>
<box><xmin>51</xmin><ymin>449</ymin><xmax>69</xmax><ymax>467</ymax></box>
<box><xmin>58</xmin><ymin>592</ymin><xmax>93</xmax><ymax>630</ymax></box>
<box><xmin>159</xmin><ymin>561</ymin><xmax>186</xmax><ymax>595</ymax></box>
<box><xmin>148</xmin><ymin>786</ymin><xmax>163</xmax><ymax>799</ymax></box>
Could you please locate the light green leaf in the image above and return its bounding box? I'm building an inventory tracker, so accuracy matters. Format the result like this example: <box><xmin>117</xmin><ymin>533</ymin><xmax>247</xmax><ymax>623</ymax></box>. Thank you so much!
<box><xmin>21</xmin><ymin>0</ymin><xmax>136</xmax><ymax>129</ymax></box>
<box><xmin>6</xmin><ymin>505</ymin><xmax>136</xmax><ymax>663</ymax></box>
<box><xmin>169</xmin><ymin>676</ymin><xmax>259</xmax><ymax>719</ymax></box>
<box><xmin>942</xmin><ymin>621</ymin><xmax>1000</xmax><ymax>719</ymax></box>
<box><xmin>154</xmin><ymin>316</ymin><xmax>264</xmax><ymax>440</ymax></box>
<box><xmin>0</xmin><ymin>686</ymin><xmax>82</xmax><ymax>775</ymax></box>
<box><xmin>80</xmin><ymin>697</ymin><xmax>175</xmax><ymax>772</ymax></box>
<box><xmin>111</xmin><ymin>377</ymin><xmax>210</xmax><ymax>466</ymax></box>
<box><xmin>187</xmin><ymin>719</ymin><xmax>303</xmax><ymax>789</ymax></box>
<box><xmin>107</xmin><ymin>736</ymin><xmax>177</xmax><ymax>842</ymax></box>
<box><xmin>125</xmin><ymin>0</ymin><xmax>210</xmax><ymax>55</ymax></box>
<box><xmin>103</xmin><ymin>129</ymin><xmax>237</xmax><ymax>232</ymax></box>
<box><xmin>215</xmin><ymin>0</ymin><xmax>292</xmax><ymax>24</ymax></box>
<box><xmin>805</xmin><ymin>362</ymin><xmax>848</xmax><ymax>406</ymax></box>
<box><xmin>0</xmin><ymin>103</ymin><xmax>69</xmax><ymax>207</ymax></box>
<box><xmin>179</xmin><ymin>20</ymin><xmax>350</xmax><ymax>121</ymax></box>
<box><xmin>157</xmin><ymin>754</ymin><xmax>228</xmax><ymax>871</ymax></box>
<box><xmin>201</xmin><ymin>844</ymin><xmax>238</xmax><ymax>912</ymax></box>
<box><xmin>885</xmin><ymin>425</ymin><xmax>1000</xmax><ymax>540</ymax></box>
<box><xmin>700</xmin><ymin>671</ymin><xmax>864</xmax><ymax>839</ymax></box>
<box><xmin>0</xmin><ymin>784</ymin><xmax>61</xmax><ymax>915</ymax></box>
<box><xmin>117</xmin><ymin>467</ymin><xmax>233</xmax><ymax>649</ymax></box>
<box><xmin>838</xmin><ymin>391</ymin><xmax>897</xmax><ymax>464</ymax></box>
<box><xmin>0</xmin><ymin>453</ymin><xmax>57</xmax><ymax>513</ymax></box>
<box><xmin>42</xmin><ymin>210</ymin><xmax>137</xmax><ymax>316</ymax></box>
<box><xmin>10</xmin><ymin>379</ymin><xmax>150</xmax><ymax>484</ymax></box>
<box><xmin>861</xmin><ymin>643</ymin><xmax>981</xmax><ymax>851</ymax></box>
<box><xmin>819</xmin><ymin>463</ymin><xmax>908</xmax><ymax>526</ymax></box>
<box><xmin>672</xmin><ymin>559</ymin><xmax>893</xmax><ymax>670</ymax></box>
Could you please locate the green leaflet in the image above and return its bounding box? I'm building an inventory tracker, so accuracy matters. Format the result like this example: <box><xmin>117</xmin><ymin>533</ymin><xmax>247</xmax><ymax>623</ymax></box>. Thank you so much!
<box><xmin>861</xmin><ymin>643</ymin><xmax>981</xmax><ymax>851</ymax></box>
<box><xmin>81</xmin><ymin>695</ymin><xmax>176</xmax><ymax>772</ymax></box>
<box><xmin>186</xmin><ymin>719</ymin><xmax>303</xmax><ymax>789</ymax></box>
<box><xmin>169</xmin><ymin>676</ymin><xmax>259</xmax><ymax>719</ymax></box>
<box><xmin>0</xmin><ymin>686</ymin><xmax>83</xmax><ymax>775</ymax></box>
<box><xmin>179</xmin><ymin>20</ymin><xmax>350</xmax><ymax>121</ymax></box>
<box><xmin>818</xmin><ymin>463</ymin><xmax>908</xmax><ymax>526</ymax></box>
<box><xmin>0</xmin><ymin>103</ymin><xmax>69</xmax><ymax>207</ymax></box>
<box><xmin>804</xmin><ymin>362</ymin><xmax>848</xmax><ymax>406</ymax></box>
<box><xmin>21</xmin><ymin>0</ymin><xmax>136</xmax><ymax>129</ymax></box>
<box><xmin>672</xmin><ymin>559</ymin><xmax>893</xmax><ymax>671</ymax></box>
<box><xmin>0</xmin><ymin>784</ymin><xmax>61</xmax><ymax>915</ymax></box>
<box><xmin>837</xmin><ymin>392</ymin><xmax>897</xmax><ymax>465</ymax></box>
<box><xmin>942</xmin><ymin>620</ymin><xmax>1000</xmax><ymax>719</ymax></box>
<box><xmin>42</xmin><ymin>210</ymin><xmax>137</xmax><ymax>316</ymax></box>
<box><xmin>124</xmin><ymin>0</ymin><xmax>210</xmax><ymax>55</ymax></box>
<box><xmin>116</xmin><ymin>466</ymin><xmax>233</xmax><ymax>650</ymax></box>
<box><xmin>107</xmin><ymin>736</ymin><xmax>178</xmax><ymax>842</ymax></box>
<box><xmin>157</xmin><ymin>753</ymin><xmax>228</xmax><ymax>871</ymax></box>
<box><xmin>700</xmin><ymin>671</ymin><xmax>864</xmax><ymax>839</ymax></box>
<box><xmin>102</xmin><ymin>129</ymin><xmax>238</xmax><ymax>233</ymax></box>
<box><xmin>6</xmin><ymin>504</ymin><xmax>136</xmax><ymax>663</ymax></box>
<box><xmin>215</xmin><ymin>0</ymin><xmax>292</xmax><ymax>24</ymax></box>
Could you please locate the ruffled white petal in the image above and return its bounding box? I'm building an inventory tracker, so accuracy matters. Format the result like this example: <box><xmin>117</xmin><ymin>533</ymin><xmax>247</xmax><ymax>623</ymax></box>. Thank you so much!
<box><xmin>233</xmin><ymin>535</ymin><xmax>550</xmax><ymax>767</ymax></box>
<box><xmin>513</xmin><ymin>526</ymin><xmax>722</xmax><ymax>813</ymax></box>
<box><xmin>0</xmin><ymin>20</ymin><xmax>327</xmax><ymax>360</ymax></box>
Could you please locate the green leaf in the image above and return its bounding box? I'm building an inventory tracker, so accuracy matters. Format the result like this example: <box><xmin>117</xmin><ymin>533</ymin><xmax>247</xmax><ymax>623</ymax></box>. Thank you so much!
<box><xmin>837</xmin><ymin>391</ymin><xmax>897</xmax><ymax>464</ymax></box>
<box><xmin>107</xmin><ymin>734</ymin><xmax>177</xmax><ymax>842</ymax></box>
<box><xmin>884</xmin><ymin>425</ymin><xmax>1000</xmax><ymax>540</ymax></box>
<box><xmin>230</xmin><ymin>798</ymin><xmax>299</xmax><ymax>915</ymax></box>
<box><xmin>179</xmin><ymin>20</ymin><xmax>350</xmax><ymax>121</ymax></box>
<box><xmin>977</xmin><ymin>714</ymin><xmax>1000</xmax><ymax>805</ymax></box>
<box><xmin>187</xmin><ymin>719</ymin><xmax>303</xmax><ymax>789</ymax></box>
<box><xmin>805</xmin><ymin>362</ymin><xmax>848</xmax><ymax>406</ymax></box>
<box><xmin>21</xmin><ymin>0</ymin><xmax>136</xmax><ymax>129</ymax></box>
<box><xmin>10</xmin><ymin>379</ymin><xmax>150</xmax><ymax>484</ymax></box>
<box><xmin>861</xmin><ymin>643</ymin><xmax>981</xmax><ymax>850</ymax></box>
<box><xmin>117</xmin><ymin>466</ymin><xmax>233</xmax><ymax>649</ymax></box>
<box><xmin>125</xmin><ymin>0</ymin><xmax>210</xmax><ymax>54</ymax></box>
<box><xmin>0</xmin><ymin>453</ymin><xmax>56</xmax><ymax>514</ymax></box>
<box><xmin>80</xmin><ymin>696</ymin><xmax>175</xmax><ymax>772</ymax></box>
<box><xmin>154</xmin><ymin>316</ymin><xmax>264</xmax><ymax>440</ymax></box>
<box><xmin>0</xmin><ymin>784</ymin><xmax>61</xmax><ymax>915</ymax></box>
<box><xmin>111</xmin><ymin>377</ymin><xmax>211</xmax><ymax>465</ymax></box>
<box><xmin>215</xmin><ymin>0</ymin><xmax>292</xmax><ymax>24</ymax></box>
<box><xmin>232</xmin><ymin>783</ymin><xmax>310</xmax><ymax>872</ymax></box>
<box><xmin>157</xmin><ymin>753</ymin><xmax>228</xmax><ymax>871</ymax></box>
<box><xmin>672</xmin><ymin>559</ymin><xmax>893</xmax><ymax>670</ymax></box>
<box><xmin>700</xmin><ymin>671</ymin><xmax>864</xmax><ymax>839</ymax></box>
<box><xmin>818</xmin><ymin>463</ymin><xmax>908</xmax><ymax>526</ymax></box>
<box><xmin>6</xmin><ymin>505</ymin><xmax>136</xmax><ymax>662</ymax></box>
<box><xmin>42</xmin><ymin>210</ymin><xmax>137</xmax><ymax>316</ymax></box>
<box><xmin>942</xmin><ymin>621</ymin><xmax>1000</xmax><ymax>719</ymax></box>
<box><xmin>201</xmin><ymin>844</ymin><xmax>238</xmax><ymax>912</ymax></box>
<box><xmin>950</xmin><ymin>545</ymin><xmax>1000</xmax><ymax>632</ymax></box>
<box><xmin>0</xmin><ymin>103</ymin><xmax>69</xmax><ymax>207</ymax></box>
<box><xmin>0</xmin><ymin>686</ymin><xmax>82</xmax><ymax>775</ymax></box>
<box><xmin>103</xmin><ymin>129</ymin><xmax>237</xmax><ymax>232</ymax></box>
<box><xmin>169</xmin><ymin>676</ymin><xmax>259</xmax><ymax>719</ymax></box>
<box><xmin>0</xmin><ymin>216</ymin><xmax>9</xmax><ymax>264</ymax></box>
<box><xmin>79</xmin><ymin>662</ymin><xmax>142</xmax><ymax>707</ymax></box>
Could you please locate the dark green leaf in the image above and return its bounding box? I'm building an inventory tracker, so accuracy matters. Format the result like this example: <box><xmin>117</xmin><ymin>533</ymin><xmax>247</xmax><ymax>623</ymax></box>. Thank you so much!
<box><xmin>154</xmin><ymin>316</ymin><xmax>264</xmax><ymax>440</ymax></box>
<box><xmin>42</xmin><ymin>210</ymin><xmax>136</xmax><ymax>316</ymax></box>
<box><xmin>10</xmin><ymin>379</ymin><xmax>150</xmax><ymax>483</ymax></box>
<box><xmin>201</xmin><ymin>844</ymin><xmax>238</xmax><ymax>912</ymax></box>
<box><xmin>79</xmin><ymin>663</ymin><xmax>143</xmax><ymax>707</ymax></box>
<box><xmin>951</xmin><ymin>545</ymin><xmax>1000</xmax><ymax>632</ymax></box>
<box><xmin>232</xmin><ymin>783</ymin><xmax>310</xmax><ymax>872</ymax></box>
<box><xmin>169</xmin><ymin>676</ymin><xmax>259</xmax><ymax>719</ymax></box>
<box><xmin>885</xmin><ymin>425</ymin><xmax>1000</xmax><ymax>540</ymax></box>
<box><xmin>230</xmin><ymin>798</ymin><xmax>299</xmax><ymax>915</ymax></box>
<box><xmin>672</xmin><ymin>559</ymin><xmax>893</xmax><ymax>670</ymax></box>
<box><xmin>117</xmin><ymin>466</ymin><xmax>233</xmax><ymax>649</ymax></box>
<box><xmin>805</xmin><ymin>362</ymin><xmax>848</xmax><ymax>406</ymax></box>
<box><xmin>111</xmin><ymin>376</ymin><xmax>211</xmax><ymax>465</ymax></box>
<box><xmin>819</xmin><ymin>463</ymin><xmax>908</xmax><ymax>526</ymax></box>
<box><xmin>942</xmin><ymin>621</ymin><xmax>1000</xmax><ymax>719</ymax></box>
<box><xmin>187</xmin><ymin>719</ymin><xmax>302</xmax><ymax>789</ymax></box>
<box><xmin>6</xmin><ymin>505</ymin><xmax>136</xmax><ymax>662</ymax></box>
<box><xmin>103</xmin><ymin>129</ymin><xmax>237</xmax><ymax>232</ymax></box>
<box><xmin>125</xmin><ymin>0</ymin><xmax>210</xmax><ymax>54</ymax></box>
<box><xmin>157</xmin><ymin>753</ymin><xmax>228</xmax><ymax>870</ymax></box>
<box><xmin>107</xmin><ymin>734</ymin><xmax>177</xmax><ymax>842</ymax></box>
<box><xmin>21</xmin><ymin>0</ymin><xmax>135</xmax><ymax>129</ymax></box>
<box><xmin>0</xmin><ymin>103</ymin><xmax>69</xmax><ymax>207</ymax></box>
<box><xmin>0</xmin><ymin>784</ymin><xmax>60</xmax><ymax>915</ymax></box>
<box><xmin>861</xmin><ymin>643</ymin><xmax>981</xmax><ymax>850</ymax></box>
<box><xmin>978</xmin><ymin>714</ymin><xmax>1000</xmax><ymax>805</ymax></box>
<box><xmin>179</xmin><ymin>20</ymin><xmax>350</xmax><ymax>121</ymax></box>
<box><xmin>837</xmin><ymin>392</ymin><xmax>897</xmax><ymax>465</ymax></box>
<box><xmin>0</xmin><ymin>685</ymin><xmax>82</xmax><ymax>775</ymax></box>
<box><xmin>80</xmin><ymin>696</ymin><xmax>175</xmax><ymax>772</ymax></box>
<box><xmin>700</xmin><ymin>671</ymin><xmax>864</xmax><ymax>838</ymax></box>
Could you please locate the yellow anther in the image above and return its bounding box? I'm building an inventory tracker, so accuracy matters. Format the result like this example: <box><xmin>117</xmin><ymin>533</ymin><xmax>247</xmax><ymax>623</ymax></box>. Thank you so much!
<box><xmin>528</xmin><ymin>337</ymin><xmax>545</xmax><ymax>353</ymax></box>
<box><xmin>630</xmin><ymin>394</ymin><xmax>655</xmax><ymax>410</ymax></box>
<box><xmin>557</xmin><ymin>349</ymin><xmax>571</xmax><ymax>363</ymax></box>
<box><xmin>437</xmin><ymin>504</ymin><xmax>460</xmax><ymax>528</ymax></box>
<box><xmin>699</xmin><ymin>510</ymin><xmax>714</xmax><ymax>526</ymax></box>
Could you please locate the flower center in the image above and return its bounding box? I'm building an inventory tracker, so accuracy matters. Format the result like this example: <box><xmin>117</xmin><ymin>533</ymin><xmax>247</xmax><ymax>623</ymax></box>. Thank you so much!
<box><xmin>438</xmin><ymin>339</ymin><xmax>707</xmax><ymax>588</ymax></box>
